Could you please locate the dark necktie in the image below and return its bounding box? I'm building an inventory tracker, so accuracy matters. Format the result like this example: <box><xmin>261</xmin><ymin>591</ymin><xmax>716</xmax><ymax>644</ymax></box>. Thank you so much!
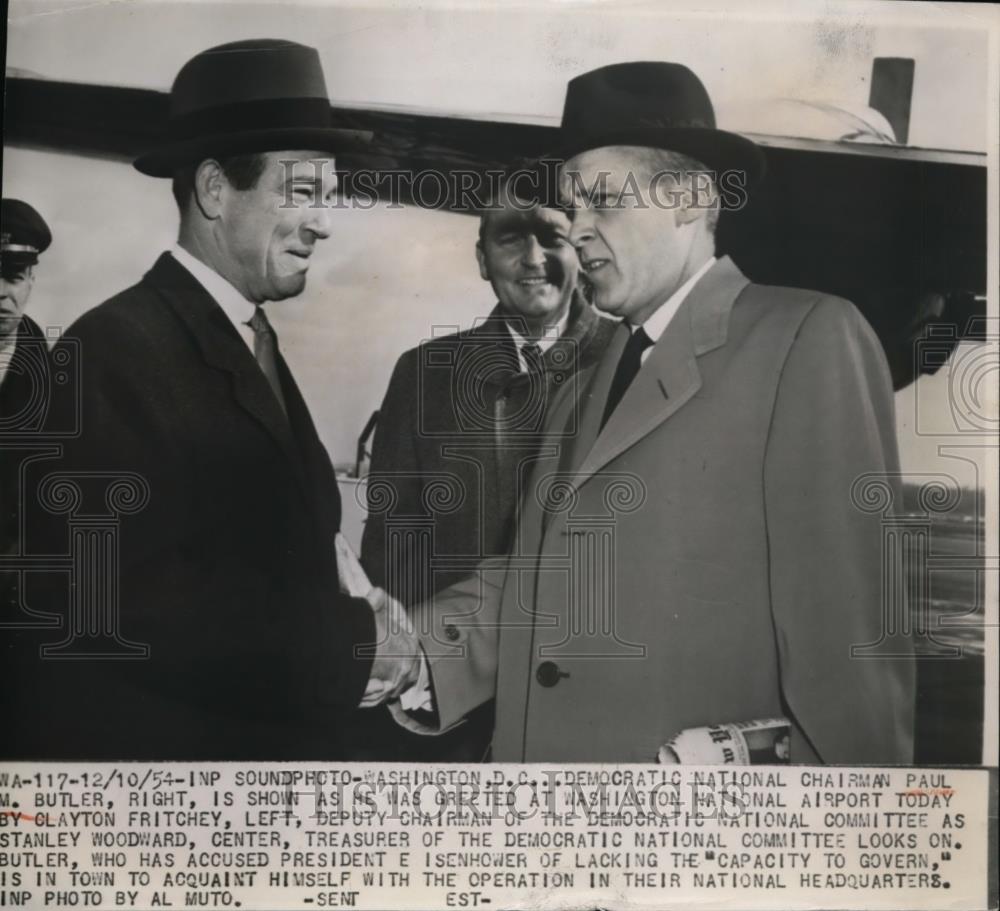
<box><xmin>600</xmin><ymin>325</ymin><xmax>654</xmax><ymax>429</ymax></box>
<box><xmin>521</xmin><ymin>342</ymin><xmax>544</xmax><ymax>375</ymax></box>
<box><xmin>246</xmin><ymin>305</ymin><xmax>287</xmax><ymax>414</ymax></box>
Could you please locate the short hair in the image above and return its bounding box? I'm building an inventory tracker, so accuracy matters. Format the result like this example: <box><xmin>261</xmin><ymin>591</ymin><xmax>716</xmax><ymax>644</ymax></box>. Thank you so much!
<box><xmin>624</xmin><ymin>147</ymin><xmax>720</xmax><ymax>234</ymax></box>
<box><xmin>477</xmin><ymin>186</ymin><xmax>518</xmax><ymax>246</ymax></box>
<box><xmin>171</xmin><ymin>152</ymin><xmax>269</xmax><ymax>211</ymax></box>
<box><xmin>477</xmin><ymin>157</ymin><xmax>567</xmax><ymax>245</ymax></box>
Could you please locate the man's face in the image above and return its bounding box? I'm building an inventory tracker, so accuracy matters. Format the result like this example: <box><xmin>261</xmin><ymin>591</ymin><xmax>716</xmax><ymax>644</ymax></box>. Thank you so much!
<box><xmin>476</xmin><ymin>201</ymin><xmax>578</xmax><ymax>326</ymax></box>
<box><xmin>560</xmin><ymin>146</ymin><xmax>694</xmax><ymax>325</ymax></box>
<box><xmin>0</xmin><ymin>264</ymin><xmax>35</xmax><ymax>341</ymax></box>
<box><xmin>217</xmin><ymin>151</ymin><xmax>338</xmax><ymax>303</ymax></box>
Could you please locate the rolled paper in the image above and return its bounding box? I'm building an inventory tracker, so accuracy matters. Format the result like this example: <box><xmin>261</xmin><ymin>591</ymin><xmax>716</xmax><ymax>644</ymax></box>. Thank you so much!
<box><xmin>657</xmin><ymin>717</ymin><xmax>791</xmax><ymax>764</ymax></box>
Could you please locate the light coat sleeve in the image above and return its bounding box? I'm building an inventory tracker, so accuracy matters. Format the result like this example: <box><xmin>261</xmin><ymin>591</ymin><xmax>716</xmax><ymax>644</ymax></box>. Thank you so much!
<box><xmin>763</xmin><ymin>296</ymin><xmax>915</xmax><ymax>764</ymax></box>
<box><xmin>389</xmin><ymin>558</ymin><xmax>508</xmax><ymax>735</ymax></box>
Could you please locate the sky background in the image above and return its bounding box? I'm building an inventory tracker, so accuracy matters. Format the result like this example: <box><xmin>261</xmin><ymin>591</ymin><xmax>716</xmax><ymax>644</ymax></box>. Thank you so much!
<box><xmin>3</xmin><ymin>0</ymin><xmax>997</xmax><ymax>501</ymax></box>
<box><xmin>6</xmin><ymin>0</ymin><xmax>992</xmax><ymax>149</ymax></box>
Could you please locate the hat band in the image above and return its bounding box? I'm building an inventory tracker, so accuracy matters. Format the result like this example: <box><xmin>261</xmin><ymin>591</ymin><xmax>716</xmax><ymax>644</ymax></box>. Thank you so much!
<box><xmin>167</xmin><ymin>96</ymin><xmax>333</xmax><ymax>144</ymax></box>
<box><xmin>0</xmin><ymin>243</ymin><xmax>40</xmax><ymax>254</ymax></box>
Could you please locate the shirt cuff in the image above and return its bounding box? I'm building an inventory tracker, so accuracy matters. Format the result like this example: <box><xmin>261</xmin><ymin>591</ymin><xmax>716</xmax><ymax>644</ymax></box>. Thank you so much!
<box><xmin>398</xmin><ymin>648</ymin><xmax>433</xmax><ymax>712</ymax></box>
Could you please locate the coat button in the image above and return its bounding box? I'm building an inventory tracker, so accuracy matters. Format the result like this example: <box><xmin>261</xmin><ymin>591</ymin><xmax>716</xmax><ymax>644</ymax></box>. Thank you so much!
<box><xmin>444</xmin><ymin>624</ymin><xmax>460</xmax><ymax>642</ymax></box>
<box><xmin>536</xmin><ymin>661</ymin><xmax>568</xmax><ymax>687</ymax></box>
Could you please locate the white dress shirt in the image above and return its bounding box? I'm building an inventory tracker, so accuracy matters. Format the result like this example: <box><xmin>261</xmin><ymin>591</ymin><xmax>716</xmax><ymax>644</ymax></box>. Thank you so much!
<box><xmin>633</xmin><ymin>255</ymin><xmax>716</xmax><ymax>359</ymax></box>
<box><xmin>0</xmin><ymin>335</ymin><xmax>16</xmax><ymax>390</ymax></box>
<box><xmin>170</xmin><ymin>244</ymin><xmax>258</xmax><ymax>351</ymax></box>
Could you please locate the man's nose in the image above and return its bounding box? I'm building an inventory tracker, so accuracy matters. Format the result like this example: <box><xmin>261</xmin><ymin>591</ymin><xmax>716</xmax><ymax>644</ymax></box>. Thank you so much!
<box><xmin>303</xmin><ymin>205</ymin><xmax>333</xmax><ymax>240</ymax></box>
<box><xmin>521</xmin><ymin>235</ymin><xmax>546</xmax><ymax>268</ymax></box>
<box><xmin>568</xmin><ymin>215</ymin><xmax>595</xmax><ymax>249</ymax></box>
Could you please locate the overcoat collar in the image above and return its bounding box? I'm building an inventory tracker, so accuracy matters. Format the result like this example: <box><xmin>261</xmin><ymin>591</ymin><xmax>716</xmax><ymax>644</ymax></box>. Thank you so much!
<box><xmin>566</xmin><ymin>255</ymin><xmax>750</xmax><ymax>489</ymax></box>
<box><xmin>466</xmin><ymin>290</ymin><xmax>601</xmax><ymax>381</ymax></box>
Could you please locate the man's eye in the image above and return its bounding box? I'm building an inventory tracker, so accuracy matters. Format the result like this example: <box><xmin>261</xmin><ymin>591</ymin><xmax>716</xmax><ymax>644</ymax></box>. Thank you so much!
<box><xmin>538</xmin><ymin>231</ymin><xmax>568</xmax><ymax>247</ymax></box>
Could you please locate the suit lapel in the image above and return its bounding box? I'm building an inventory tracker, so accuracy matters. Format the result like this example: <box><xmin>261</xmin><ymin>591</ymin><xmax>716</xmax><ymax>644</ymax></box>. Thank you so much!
<box><xmin>144</xmin><ymin>253</ymin><xmax>314</xmax><ymax>502</ymax></box>
<box><xmin>570</xmin><ymin>256</ymin><xmax>751</xmax><ymax>490</ymax></box>
<box><xmin>277</xmin><ymin>349</ymin><xmax>342</xmax><ymax>539</ymax></box>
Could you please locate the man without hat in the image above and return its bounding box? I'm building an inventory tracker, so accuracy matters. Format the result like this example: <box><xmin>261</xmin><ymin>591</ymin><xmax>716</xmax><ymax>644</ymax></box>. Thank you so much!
<box><xmin>383</xmin><ymin>62</ymin><xmax>914</xmax><ymax>763</ymax></box>
<box><xmin>14</xmin><ymin>40</ymin><xmax>417</xmax><ymax>759</ymax></box>
<box><xmin>359</xmin><ymin>180</ymin><xmax>615</xmax><ymax>759</ymax></box>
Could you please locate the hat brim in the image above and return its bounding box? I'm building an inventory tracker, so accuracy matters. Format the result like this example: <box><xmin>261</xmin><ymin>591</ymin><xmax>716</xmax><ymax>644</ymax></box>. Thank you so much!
<box><xmin>134</xmin><ymin>126</ymin><xmax>372</xmax><ymax>178</ymax></box>
<box><xmin>0</xmin><ymin>252</ymin><xmax>40</xmax><ymax>270</ymax></box>
<box><xmin>552</xmin><ymin>127</ymin><xmax>765</xmax><ymax>188</ymax></box>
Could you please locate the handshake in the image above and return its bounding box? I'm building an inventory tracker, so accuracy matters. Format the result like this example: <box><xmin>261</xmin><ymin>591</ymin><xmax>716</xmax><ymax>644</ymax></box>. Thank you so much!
<box><xmin>359</xmin><ymin>586</ymin><xmax>424</xmax><ymax>708</ymax></box>
<box><xmin>336</xmin><ymin>534</ymin><xmax>424</xmax><ymax>709</ymax></box>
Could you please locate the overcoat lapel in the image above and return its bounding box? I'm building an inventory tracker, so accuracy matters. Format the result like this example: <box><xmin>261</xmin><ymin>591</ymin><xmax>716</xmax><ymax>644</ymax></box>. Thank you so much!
<box><xmin>496</xmin><ymin>257</ymin><xmax>752</xmax><ymax>758</ymax></box>
<box><xmin>144</xmin><ymin>253</ymin><xmax>314</xmax><ymax>504</ymax></box>
<box><xmin>569</xmin><ymin>256</ymin><xmax>750</xmax><ymax>491</ymax></box>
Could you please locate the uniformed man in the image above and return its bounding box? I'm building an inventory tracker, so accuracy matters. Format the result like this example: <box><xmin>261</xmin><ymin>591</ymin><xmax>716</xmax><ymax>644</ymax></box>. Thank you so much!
<box><xmin>1</xmin><ymin>198</ymin><xmax>53</xmax><ymax>414</ymax></box>
<box><xmin>1</xmin><ymin>199</ymin><xmax>55</xmax><ymax>610</ymax></box>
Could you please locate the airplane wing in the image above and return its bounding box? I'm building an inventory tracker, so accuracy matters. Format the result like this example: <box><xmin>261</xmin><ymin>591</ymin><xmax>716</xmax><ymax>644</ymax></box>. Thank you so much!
<box><xmin>4</xmin><ymin>74</ymin><xmax>987</xmax><ymax>389</ymax></box>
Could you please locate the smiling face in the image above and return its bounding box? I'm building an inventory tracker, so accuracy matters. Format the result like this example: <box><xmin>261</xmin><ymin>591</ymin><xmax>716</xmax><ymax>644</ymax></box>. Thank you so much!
<box><xmin>0</xmin><ymin>263</ymin><xmax>35</xmax><ymax>342</ymax></box>
<box><xmin>560</xmin><ymin>145</ymin><xmax>703</xmax><ymax>325</ymax></box>
<box><xmin>214</xmin><ymin>150</ymin><xmax>338</xmax><ymax>303</ymax></box>
<box><xmin>476</xmin><ymin>198</ymin><xmax>578</xmax><ymax>335</ymax></box>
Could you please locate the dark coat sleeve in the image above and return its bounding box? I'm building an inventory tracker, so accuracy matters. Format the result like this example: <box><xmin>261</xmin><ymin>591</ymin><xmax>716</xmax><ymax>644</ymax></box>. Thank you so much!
<box><xmin>764</xmin><ymin>296</ymin><xmax>915</xmax><ymax>764</ymax></box>
<box><xmin>360</xmin><ymin>348</ymin><xmax>428</xmax><ymax>603</ymax></box>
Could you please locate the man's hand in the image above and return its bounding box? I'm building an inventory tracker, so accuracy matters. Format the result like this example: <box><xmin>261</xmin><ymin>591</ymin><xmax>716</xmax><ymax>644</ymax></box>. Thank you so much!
<box><xmin>358</xmin><ymin>587</ymin><xmax>422</xmax><ymax>708</ymax></box>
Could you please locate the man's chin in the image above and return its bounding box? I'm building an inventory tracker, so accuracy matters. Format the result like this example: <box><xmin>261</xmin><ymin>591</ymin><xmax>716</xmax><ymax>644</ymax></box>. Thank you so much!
<box><xmin>591</xmin><ymin>292</ymin><xmax>625</xmax><ymax>316</ymax></box>
<box><xmin>270</xmin><ymin>273</ymin><xmax>308</xmax><ymax>300</ymax></box>
<box><xmin>512</xmin><ymin>287</ymin><xmax>571</xmax><ymax>318</ymax></box>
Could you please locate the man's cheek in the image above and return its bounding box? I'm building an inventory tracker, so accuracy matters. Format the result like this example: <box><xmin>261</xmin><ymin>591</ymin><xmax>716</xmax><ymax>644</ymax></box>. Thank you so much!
<box><xmin>559</xmin><ymin>254</ymin><xmax>580</xmax><ymax>288</ymax></box>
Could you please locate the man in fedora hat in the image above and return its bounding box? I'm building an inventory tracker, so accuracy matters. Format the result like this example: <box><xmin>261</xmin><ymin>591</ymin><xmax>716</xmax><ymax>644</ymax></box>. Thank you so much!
<box><xmin>386</xmin><ymin>62</ymin><xmax>914</xmax><ymax>764</ymax></box>
<box><xmin>15</xmin><ymin>40</ymin><xmax>417</xmax><ymax>760</ymax></box>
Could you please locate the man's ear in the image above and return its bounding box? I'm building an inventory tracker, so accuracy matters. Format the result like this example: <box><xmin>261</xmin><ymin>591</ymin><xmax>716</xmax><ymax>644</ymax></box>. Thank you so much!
<box><xmin>675</xmin><ymin>175</ymin><xmax>717</xmax><ymax>227</ymax></box>
<box><xmin>674</xmin><ymin>197</ymin><xmax>701</xmax><ymax>226</ymax></box>
<box><xmin>475</xmin><ymin>241</ymin><xmax>490</xmax><ymax>281</ymax></box>
<box><xmin>192</xmin><ymin>159</ymin><xmax>226</xmax><ymax>219</ymax></box>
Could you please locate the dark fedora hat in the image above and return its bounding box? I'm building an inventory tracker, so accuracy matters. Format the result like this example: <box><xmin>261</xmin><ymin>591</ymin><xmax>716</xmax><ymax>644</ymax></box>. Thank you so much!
<box><xmin>556</xmin><ymin>61</ymin><xmax>764</xmax><ymax>185</ymax></box>
<box><xmin>134</xmin><ymin>39</ymin><xmax>369</xmax><ymax>177</ymax></box>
